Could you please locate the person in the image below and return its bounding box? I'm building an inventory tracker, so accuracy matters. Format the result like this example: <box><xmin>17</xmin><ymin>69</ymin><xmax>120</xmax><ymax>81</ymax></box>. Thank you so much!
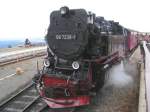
<box><xmin>25</xmin><ymin>38</ymin><xmax>31</xmax><ymax>46</ymax></box>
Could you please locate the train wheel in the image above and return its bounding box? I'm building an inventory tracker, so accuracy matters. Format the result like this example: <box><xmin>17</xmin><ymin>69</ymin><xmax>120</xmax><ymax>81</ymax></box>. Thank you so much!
<box><xmin>91</xmin><ymin>68</ymin><xmax>106</xmax><ymax>93</ymax></box>
<box><xmin>95</xmin><ymin>69</ymin><xmax>106</xmax><ymax>91</ymax></box>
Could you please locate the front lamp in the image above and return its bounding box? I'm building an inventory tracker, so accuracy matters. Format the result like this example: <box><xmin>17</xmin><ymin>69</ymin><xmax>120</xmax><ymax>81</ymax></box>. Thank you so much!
<box><xmin>44</xmin><ymin>59</ymin><xmax>50</xmax><ymax>67</ymax></box>
<box><xmin>60</xmin><ymin>6</ymin><xmax>69</xmax><ymax>15</ymax></box>
<box><xmin>72</xmin><ymin>61</ymin><xmax>80</xmax><ymax>70</ymax></box>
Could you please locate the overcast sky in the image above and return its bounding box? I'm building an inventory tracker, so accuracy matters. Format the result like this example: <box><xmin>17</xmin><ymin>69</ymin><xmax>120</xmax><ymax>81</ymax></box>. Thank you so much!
<box><xmin>0</xmin><ymin>0</ymin><xmax>149</xmax><ymax>40</ymax></box>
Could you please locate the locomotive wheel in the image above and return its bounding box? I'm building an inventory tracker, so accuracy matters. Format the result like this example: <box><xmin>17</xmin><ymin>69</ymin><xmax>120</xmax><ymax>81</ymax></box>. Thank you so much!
<box><xmin>94</xmin><ymin>69</ymin><xmax>106</xmax><ymax>92</ymax></box>
<box><xmin>91</xmin><ymin>64</ymin><xmax>106</xmax><ymax>92</ymax></box>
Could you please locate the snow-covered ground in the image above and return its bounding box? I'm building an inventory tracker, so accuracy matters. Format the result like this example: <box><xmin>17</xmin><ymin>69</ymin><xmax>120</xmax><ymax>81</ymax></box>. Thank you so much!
<box><xmin>0</xmin><ymin>46</ymin><xmax>46</xmax><ymax>63</ymax></box>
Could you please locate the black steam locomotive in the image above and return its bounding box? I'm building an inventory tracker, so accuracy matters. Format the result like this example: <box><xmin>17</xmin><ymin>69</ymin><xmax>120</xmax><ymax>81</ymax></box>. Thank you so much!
<box><xmin>34</xmin><ymin>6</ymin><xmax>131</xmax><ymax>108</ymax></box>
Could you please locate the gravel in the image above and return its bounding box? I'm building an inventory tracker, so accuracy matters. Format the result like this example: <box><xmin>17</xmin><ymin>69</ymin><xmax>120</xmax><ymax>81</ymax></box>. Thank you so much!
<box><xmin>77</xmin><ymin>59</ymin><xmax>140</xmax><ymax>112</ymax></box>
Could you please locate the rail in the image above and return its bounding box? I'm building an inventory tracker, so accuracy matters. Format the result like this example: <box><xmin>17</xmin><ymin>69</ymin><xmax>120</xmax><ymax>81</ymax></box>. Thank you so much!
<box><xmin>40</xmin><ymin>106</ymin><xmax>75</xmax><ymax>112</ymax></box>
<box><xmin>0</xmin><ymin>83</ymin><xmax>47</xmax><ymax>112</ymax></box>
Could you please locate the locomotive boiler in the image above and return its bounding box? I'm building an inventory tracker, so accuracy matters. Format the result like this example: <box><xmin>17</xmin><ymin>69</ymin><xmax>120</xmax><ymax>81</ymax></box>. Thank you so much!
<box><xmin>33</xmin><ymin>6</ymin><xmax>137</xmax><ymax>108</ymax></box>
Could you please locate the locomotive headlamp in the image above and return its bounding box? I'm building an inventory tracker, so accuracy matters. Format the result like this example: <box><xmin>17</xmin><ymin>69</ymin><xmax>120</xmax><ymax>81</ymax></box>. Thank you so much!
<box><xmin>44</xmin><ymin>59</ymin><xmax>50</xmax><ymax>67</ymax></box>
<box><xmin>72</xmin><ymin>61</ymin><xmax>80</xmax><ymax>70</ymax></box>
<box><xmin>60</xmin><ymin>6</ymin><xmax>69</xmax><ymax>15</ymax></box>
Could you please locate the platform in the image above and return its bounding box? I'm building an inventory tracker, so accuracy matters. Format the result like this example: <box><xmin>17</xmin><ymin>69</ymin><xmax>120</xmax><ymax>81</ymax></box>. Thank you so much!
<box><xmin>142</xmin><ymin>41</ymin><xmax>150</xmax><ymax>112</ymax></box>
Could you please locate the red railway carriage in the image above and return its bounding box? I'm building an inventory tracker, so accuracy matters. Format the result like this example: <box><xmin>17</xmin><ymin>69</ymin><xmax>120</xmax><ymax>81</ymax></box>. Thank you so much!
<box><xmin>143</xmin><ymin>34</ymin><xmax>150</xmax><ymax>42</ymax></box>
<box><xmin>127</xmin><ymin>31</ymin><xmax>138</xmax><ymax>51</ymax></box>
<box><xmin>109</xmin><ymin>35</ymin><xmax>126</xmax><ymax>58</ymax></box>
<box><xmin>33</xmin><ymin>7</ymin><xmax>139</xmax><ymax>109</ymax></box>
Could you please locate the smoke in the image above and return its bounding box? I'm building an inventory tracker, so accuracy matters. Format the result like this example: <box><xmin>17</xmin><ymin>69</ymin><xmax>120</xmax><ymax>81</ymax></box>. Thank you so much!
<box><xmin>105</xmin><ymin>61</ymin><xmax>133</xmax><ymax>88</ymax></box>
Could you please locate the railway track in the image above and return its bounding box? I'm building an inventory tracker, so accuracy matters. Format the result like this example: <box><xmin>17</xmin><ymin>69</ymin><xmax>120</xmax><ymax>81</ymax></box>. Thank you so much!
<box><xmin>41</xmin><ymin>107</ymin><xmax>76</xmax><ymax>112</ymax></box>
<box><xmin>0</xmin><ymin>83</ymin><xmax>47</xmax><ymax>112</ymax></box>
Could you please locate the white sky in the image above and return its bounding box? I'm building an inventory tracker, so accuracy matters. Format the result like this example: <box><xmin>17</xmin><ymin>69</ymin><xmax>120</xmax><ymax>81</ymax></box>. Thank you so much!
<box><xmin>0</xmin><ymin>0</ymin><xmax>149</xmax><ymax>40</ymax></box>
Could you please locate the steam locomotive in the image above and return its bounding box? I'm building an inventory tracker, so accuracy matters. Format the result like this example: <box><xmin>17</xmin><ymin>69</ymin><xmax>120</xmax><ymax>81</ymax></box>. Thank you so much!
<box><xmin>33</xmin><ymin>6</ymin><xmax>138</xmax><ymax>108</ymax></box>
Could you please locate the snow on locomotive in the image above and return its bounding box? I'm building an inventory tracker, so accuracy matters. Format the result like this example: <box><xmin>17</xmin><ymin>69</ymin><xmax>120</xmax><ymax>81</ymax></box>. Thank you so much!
<box><xmin>33</xmin><ymin>6</ymin><xmax>138</xmax><ymax>108</ymax></box>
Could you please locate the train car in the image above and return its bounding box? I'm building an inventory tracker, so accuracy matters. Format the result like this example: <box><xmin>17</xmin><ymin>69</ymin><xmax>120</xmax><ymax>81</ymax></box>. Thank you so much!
<box><xmin>143</xmin><ymin>33</ymin><xmax>150</xmax><ymax>42</ymax></box>
<box><xmin>126</xmin><ymin>30</ymin><xmax>138</xmax><ymax>52</ymax></box>
<box><xmin>33</xmin><ymin>7</ymin><xmax>138</xmax><ymax>109</ymax></box>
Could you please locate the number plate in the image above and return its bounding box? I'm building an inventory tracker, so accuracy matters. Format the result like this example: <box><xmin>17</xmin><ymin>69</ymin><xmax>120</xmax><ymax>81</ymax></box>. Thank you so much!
<box><xmin>56</xmin><ymin>34</ymin><xmax>76</xmax><ymax>40</ymax></box>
